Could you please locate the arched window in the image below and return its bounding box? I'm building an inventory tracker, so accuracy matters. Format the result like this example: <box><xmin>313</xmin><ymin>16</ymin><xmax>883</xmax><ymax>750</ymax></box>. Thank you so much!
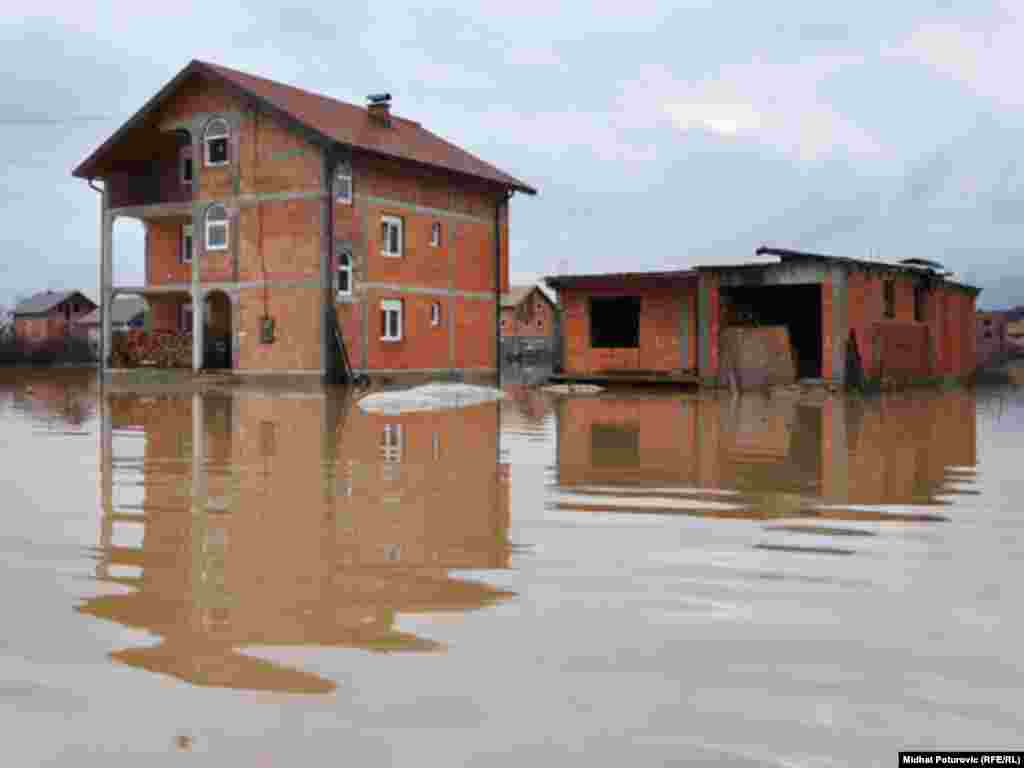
<box><xmin>204</xmin><ymin>118</ymin><xmax>230</xmax><ymax>167</ymax></box>
<box><xmin>205</xmin><ymin>204</ymin><xmax>229</xmax><ymax>251</ymax></box>
<box><xmin>336</xmin><ymin>251</ymin><xmax>352</xmax><ymax>296</ymax></box>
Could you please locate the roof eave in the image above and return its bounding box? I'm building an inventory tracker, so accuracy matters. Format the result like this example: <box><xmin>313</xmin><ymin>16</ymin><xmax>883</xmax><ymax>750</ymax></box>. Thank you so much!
<box><xmin>75</xmin><ymin>60</ymin><xmax>538</xmax><ymax>196</ymax></box>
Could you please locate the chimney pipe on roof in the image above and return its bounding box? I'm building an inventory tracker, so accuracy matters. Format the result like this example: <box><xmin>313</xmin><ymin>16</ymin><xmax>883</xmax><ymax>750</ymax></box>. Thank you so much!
<box><xmin>367</xmin><ymin>93</ymin><xmax>392</xmax><ymax>127</ymax></box>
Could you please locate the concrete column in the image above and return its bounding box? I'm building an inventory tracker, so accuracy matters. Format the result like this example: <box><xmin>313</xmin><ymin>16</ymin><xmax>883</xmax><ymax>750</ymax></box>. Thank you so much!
<box><xmin>100</xmin><ymin>188</ymin><xmax>114</xmax><ymax>370</ymax></box>
<box><xmin>321</xmin><ymin>151</ymin><xmax>338</xmax><ymax>382</ymax></box>
<box><xmin>679</xmin><ymin>296</ymin><xmax>691</xmax><ymax>371</ymax></box>
<box><xmin>191</xmin><ymin>392</ymin><xmax>206</xmax><ymax>507</ymax></box>
<box><xmin>831</xmin><ymin>267</ymin><xmax>848</xmax><ymax>387</ymax></box>
<box><xmin>192</xmin><ymin>288</ymin><xmax>205</xmax><ymax>370</ymax></box>
<box><xmin>97</xmin><ymin>392</ymin><xmax>114</xmax><ymax>579</ymax></box>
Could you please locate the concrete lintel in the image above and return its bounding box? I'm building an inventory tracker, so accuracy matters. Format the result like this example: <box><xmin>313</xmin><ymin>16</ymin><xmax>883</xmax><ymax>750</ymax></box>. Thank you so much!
<box><xmin>114</xmin><ymin>278</ymin><xmax>322</xmax><ymax>295</ymax></box>
<box><xmin>357</xmin><ymin>193</ymin><xmax>490</xmax><ymax>225</ymax></box>
<box><xmin>715</xmin><ymin>261</ymin><xmax>829</xmax><ymax>288</ymax></box>
<box><xmin>359</xmin><ymin>281</ymin><xmax>494</xmax><ymax>301</ymax></box>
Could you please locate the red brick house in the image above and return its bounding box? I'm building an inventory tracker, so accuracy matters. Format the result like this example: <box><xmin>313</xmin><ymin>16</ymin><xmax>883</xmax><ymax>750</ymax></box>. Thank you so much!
<box><xmin>500</xmin><ymin>285</ymin><xmax>557</xmax><ymax>338</ymax></box>
<box><xmin>546</xmin><ymin>248</ymin><xmax>979</xmax><ymax>388</ymax></box>
<box><xmin>72</xmin><ymin>60</ymin><xmax>535</xmax><ymax>380</ymax></box>
<box><xmin>13</xmin><ymin>290</ymin><xmax>96</xmax><ymax>345</ymax></box>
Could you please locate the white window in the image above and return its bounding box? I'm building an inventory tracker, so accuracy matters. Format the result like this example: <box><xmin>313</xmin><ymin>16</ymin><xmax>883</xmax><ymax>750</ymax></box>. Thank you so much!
<box><xmin>180</xmin><ymin>145</ymin><xmax>193</xmax><ymax>185</ymax></box>
<box><xmin>336</xmin><ymin>251</ymin><xmax>352</xmax><ymax>296</ymax></box>
<box><xmin>381</xmin><ymin>423</ymin><xmax>403</xmax><ymax>463</ymax></box>
<box><xmin>381</xmin><ymin>299</ymin><xmax>402</xmax><ymax>341</ymax></box>
<box><xmin>179</xmin><ymin>303</ymin><xmax>193</xmax><ymax>333</ymax></box>
<box><xmin>181</xmin><ymin>224</ymin><xmax>193</xmax><ymax>264</ymax></box>
<box><xmin>381</xmin><ymin>215</ymin><xmax>403</xmax><ymax>257</ymax></box>
<box><xmin>205</xmin><ymin>204</ymin><xmax>229</xmax><ymax>251</ymax></box>
<box><xmin>203</xmin><ymin>118</ymin><xmax>230</xmax><ymax>167</ymax></box>
<box><xmin>430</xmin><ymin>221</ymin><xmax>441</xmax><ymax>247</ymax></box>
<box><xmin>430</xmin><ymin>301</ymin><xmax>441</xmax><ymax>327</ymax></box>
<box><xmin>335</xmin><ymin>165</ymin><xmax>353</xmax><ymax>205</ymax></box>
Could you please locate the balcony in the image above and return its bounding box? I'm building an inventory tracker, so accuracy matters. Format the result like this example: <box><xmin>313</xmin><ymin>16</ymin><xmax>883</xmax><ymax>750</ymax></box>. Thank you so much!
<box><xmin>106</xmin><ymin>129</ymin><xmax>193</xmax><ymax>213</ymax></box>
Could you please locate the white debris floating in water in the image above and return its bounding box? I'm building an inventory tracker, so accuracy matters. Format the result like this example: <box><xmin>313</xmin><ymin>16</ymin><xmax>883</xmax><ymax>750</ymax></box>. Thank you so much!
<box><xmin>357</xmin><ymin>383</ymin><xmax>505</xmax><ymax>414</ymax></box>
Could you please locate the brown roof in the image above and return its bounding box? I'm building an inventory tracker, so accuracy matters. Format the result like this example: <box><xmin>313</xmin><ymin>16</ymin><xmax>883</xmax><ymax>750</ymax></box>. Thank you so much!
<box><xmin>502</xmin><ymin>285</ymin><xmax>555</xmax><ymax>309</ymax></box>
<box><xmin>14</xmin><ymin>290</ymin><xmax>96</xmax><ymax>317</ymax></box>
<box><xmin>73</xmin><ymin>60</ymin><xmax>536</xmax><ymax>195</ymax></box>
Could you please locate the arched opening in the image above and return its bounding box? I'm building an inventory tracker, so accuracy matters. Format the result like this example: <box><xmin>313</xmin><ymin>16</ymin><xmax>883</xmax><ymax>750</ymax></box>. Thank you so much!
<box><xmin>204</xmin><ymin>291</ymin><xmax>232</xmax><ymax>369</ymax></box>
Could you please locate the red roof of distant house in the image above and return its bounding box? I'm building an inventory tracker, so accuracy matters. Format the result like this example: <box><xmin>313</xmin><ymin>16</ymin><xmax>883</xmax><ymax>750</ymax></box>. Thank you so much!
<box><xmin>73</xmin><ymin>60</ymin><xmax>536</xmax><ymax>195</ymax></box>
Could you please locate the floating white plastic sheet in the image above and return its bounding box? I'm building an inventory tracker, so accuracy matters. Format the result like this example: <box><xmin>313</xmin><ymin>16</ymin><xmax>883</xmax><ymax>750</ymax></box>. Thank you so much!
<box><xmin>357</xmin><ymin>383</ymin><xmax>505</xmax><ymax>414</ymax></box>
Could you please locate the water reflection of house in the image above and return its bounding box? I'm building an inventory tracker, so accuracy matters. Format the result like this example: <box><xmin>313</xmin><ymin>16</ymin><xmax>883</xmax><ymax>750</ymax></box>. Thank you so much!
<box><xmin>83</xmin><ymin>391</ymin><xmax>511</xmax><ymax>693</ymax></box>
<box><xmin>555</xmin><ymin>392</ymin><xmax>976</xmax><ymax>511</ymax></box>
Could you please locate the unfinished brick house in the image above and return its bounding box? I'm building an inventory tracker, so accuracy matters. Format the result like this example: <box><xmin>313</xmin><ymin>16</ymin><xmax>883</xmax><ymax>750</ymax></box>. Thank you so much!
<box><xmin>546</xmin><ymin>248</ymin><xmax>979</xmax><ymax>389</ymax></box>
<box><xmin>72</xmin><ymin>60</ymin><xmax>535</xmax><ymax>380</ymax></box>
<box><xmin>13</xmin><ymin>290</ymin><xmax>96</xmax><ymax>346</ymax></box>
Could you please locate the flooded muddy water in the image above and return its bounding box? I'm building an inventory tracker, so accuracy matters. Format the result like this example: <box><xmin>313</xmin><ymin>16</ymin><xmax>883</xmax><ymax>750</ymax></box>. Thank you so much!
<box><xmin>2</xmin><ymin>368</ymin><xmax>1023</xmax><ymax>765</ymax></box>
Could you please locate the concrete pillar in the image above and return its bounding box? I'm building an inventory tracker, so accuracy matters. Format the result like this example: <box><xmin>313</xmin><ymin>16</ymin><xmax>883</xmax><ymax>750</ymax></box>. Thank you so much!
<box><xmin>321</xmin><ymin>151</ymin><xmax>338</xmax><ymax>382</ymax></box>
<box><xmin>191</xmin><ymin>392</ymin><xmax>206</xmax><ymax>507</ymax></box>
<box><xmin>100</xmin><ymin>189</ymin><xmax>114</xmax><ymax>370</ymax></box>
<box><xmin>679</xmin><ymin>296</ymin><xmax>691</xmax><ymax>370</ymax></box>
<box><xmin>192</xmin><ymin>288</ymin><xmax>205</xmax><ymax>370</ymax></box>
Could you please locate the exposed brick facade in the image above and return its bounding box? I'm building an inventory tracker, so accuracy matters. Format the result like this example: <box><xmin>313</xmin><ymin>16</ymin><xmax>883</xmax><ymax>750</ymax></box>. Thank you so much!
<box><xmin>82</xmin><ymin>64</ymin><xmax>529</xmax><ymax>377</ymax></box>
<box><xmin>501</xmin><ymin>287</ymin><xmax>556</xmax><ymax>338</ymax></box>
<box><xmin>556</xmin><ymin>275</ymin><xmax>699</xmax><ymax>375</ymax></box>
<box><xmin>549</xmin><ymin>256</ymin><xmax>978</xmax><ymax>387</ymax></box>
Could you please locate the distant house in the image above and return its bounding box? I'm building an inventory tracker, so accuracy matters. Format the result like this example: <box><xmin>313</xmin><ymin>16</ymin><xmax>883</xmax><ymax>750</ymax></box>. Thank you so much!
<box><xmin>13</xmin><ymin>291</ymin><xmax>97</xmax><ymax>346</ymax></box>
<box><xmin>976</xmin><ymin>311</ymin><xmax>1010</xmax><ymax>368</ymax></box>
<box><xmin>500</xmin><ymin>285</ymin><xmax>558</xmax><ymax>362</ymax></box>
<box><xmin>76</xmin><ymin>296</ymin><xmax>148</xmax><ymax>354</ymax></box>
<box><xmin>501</xmin><ymin>285</ymin><xmax>557</xmax><ymax>337</ymax></box>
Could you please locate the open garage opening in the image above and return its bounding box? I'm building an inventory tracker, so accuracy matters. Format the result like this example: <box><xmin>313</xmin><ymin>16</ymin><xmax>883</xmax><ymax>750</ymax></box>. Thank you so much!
<box><xmin>720</xmin><ymin>284</ymin><xmax>823</xmax><ymax>380</ymax></box>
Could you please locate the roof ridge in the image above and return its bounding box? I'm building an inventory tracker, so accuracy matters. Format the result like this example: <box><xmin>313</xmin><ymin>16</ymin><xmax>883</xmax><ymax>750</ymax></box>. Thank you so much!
<box><xmin>197</xmin><ymin>60</ymin><xmax>422</xmax><ymax>128</ymax></box>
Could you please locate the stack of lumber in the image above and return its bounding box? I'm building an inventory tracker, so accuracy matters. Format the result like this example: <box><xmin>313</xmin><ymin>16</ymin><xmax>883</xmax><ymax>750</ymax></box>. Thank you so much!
<box><xmin>111</xmin><ymin>330</ymin><xmax>192</xmax><ymax>368</ymax></box>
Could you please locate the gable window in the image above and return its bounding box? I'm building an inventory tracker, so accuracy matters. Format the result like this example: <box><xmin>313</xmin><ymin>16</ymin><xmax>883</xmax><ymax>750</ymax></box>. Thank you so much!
<box><xmin>381</xmin><ymin>299</ymin><xmax>402</xmax><ymax>341</ymax></box>
<box><xmin>430</xmin><ymin>301</ymin><xmax>441</xmax><ymax>327</ymax></box>
<box><xmin>381</xmin><ymin>216</ymin><xmax>403</xmax><ymax>257</ymax></box>
<box><xmin>430</xmin><ymin>221</ymin><xmax>442</xmax><ymax>247</ymax></box>
<box><xmin>883</xmin><ymin>280</ymin><xmax>895</xmax><ymax>319</ymax></box>
<box><xmin>203</xmin><ymin>118</ymin><xmax>230</xmax><ymax>167</ymax></box>
<box><xmin>181</xmin><ymin>224</ymin><xmax>193</xmax><ymax>264</ymax></box>
<box><xmin>335</xmin><ymin>164</ymin><xmax>353</xmax><ymax>205</ymax></box>
<box><xmin>205</xmin><ymin>204</ymin><xmax>229</xmax><ymax>251</ymax></box>
<box><xmin>180</xmin><ymin>145</ymin><xmax>193</xmax><ymax>185</ymax></box>
<box><xmin>336</xmin><ymin>251</ymin><xmax>352</xmax><ymax>296</ymax></box>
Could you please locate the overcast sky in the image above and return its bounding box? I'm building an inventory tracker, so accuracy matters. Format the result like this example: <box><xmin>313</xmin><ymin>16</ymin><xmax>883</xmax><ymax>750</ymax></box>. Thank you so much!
<box><xmin>2</xmin><ymin>1</ymin><xmax>1023</xmax><ymax>309</ymax></box>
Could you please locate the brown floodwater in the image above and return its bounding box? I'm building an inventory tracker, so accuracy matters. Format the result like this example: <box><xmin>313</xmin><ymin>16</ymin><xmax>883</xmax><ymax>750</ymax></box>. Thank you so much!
<box><xmin>1</xmin><ymin>367</ymin><xmax>1022</xmax><ymax>765</ymax></box>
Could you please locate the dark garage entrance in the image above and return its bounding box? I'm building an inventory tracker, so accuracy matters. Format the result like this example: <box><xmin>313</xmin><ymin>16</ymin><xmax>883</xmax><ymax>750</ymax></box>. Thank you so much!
<box><xmin>720</xmin><ymin>284</ymin><xmax>823</xmax><ymax>379</ymax></box>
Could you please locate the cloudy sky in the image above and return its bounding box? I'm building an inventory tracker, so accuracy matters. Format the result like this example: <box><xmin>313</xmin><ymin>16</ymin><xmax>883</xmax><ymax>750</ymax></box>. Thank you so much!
<box><xmin>2</xmin><ymin>0</ymin><xmax>1023</xmax><ymax>309</ymax></box>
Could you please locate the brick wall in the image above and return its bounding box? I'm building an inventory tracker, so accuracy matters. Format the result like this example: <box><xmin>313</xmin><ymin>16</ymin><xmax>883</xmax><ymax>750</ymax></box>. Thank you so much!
<box><xmin>130</xmin><ymin>72</ymin><xmax>509</xmax><ymax>375</ymax></box>
<box><xmin>501</xmin><ymin>290</ymin><xmax>555</xmax><ymax>338</ymax></box>
<box><xmin>559</xmin><ymin>277</ymin><xmax>698</xmax><ymax>374</ymax></box>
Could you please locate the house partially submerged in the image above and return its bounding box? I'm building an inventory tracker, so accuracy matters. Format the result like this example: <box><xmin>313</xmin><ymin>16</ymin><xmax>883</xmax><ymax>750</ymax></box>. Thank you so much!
<box><xmin>72</xmin><ymin>60</ymin><xmax>535</xmax><ymax>381</ymax></box>
<box><xmin>546</xmin><ymin>248</ymin><xmax>979</xmax><ymax>388</ymax></box>
<box><xmin>13</xmin><ymin>291</ymin><xmax>97</xmax><ymax>345</ymax></box>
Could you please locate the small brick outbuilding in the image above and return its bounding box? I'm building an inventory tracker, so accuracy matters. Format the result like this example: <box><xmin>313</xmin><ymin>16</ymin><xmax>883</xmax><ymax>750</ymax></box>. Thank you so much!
<box><xmin>546</xmin><ymin>248</ymin><xmax>979</xmax><ymax>388</ymax></box>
